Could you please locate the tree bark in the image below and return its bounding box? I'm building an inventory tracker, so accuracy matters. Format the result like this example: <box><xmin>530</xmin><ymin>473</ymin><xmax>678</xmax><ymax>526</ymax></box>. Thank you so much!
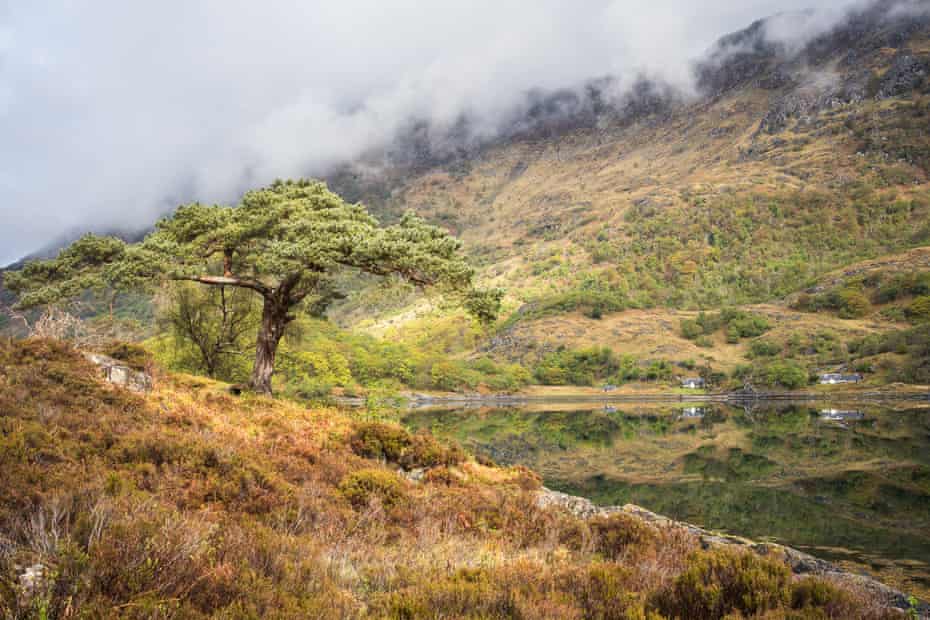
<box><xmin>249</xmin><ymin>295</ymin><xmax>289</xmax><ymax>394</ymax></box>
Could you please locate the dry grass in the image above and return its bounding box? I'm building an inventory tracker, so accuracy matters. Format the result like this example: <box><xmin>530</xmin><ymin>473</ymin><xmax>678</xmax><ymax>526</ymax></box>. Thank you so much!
<box><xmin>487</xmin><ymin>305</ymin><xmax>894</xmax><ymax>373</ymax></box>
<box><xmin>0</xmin><ymin>339</ymin><xmax>906</xmax><ymax>618</ymax></box>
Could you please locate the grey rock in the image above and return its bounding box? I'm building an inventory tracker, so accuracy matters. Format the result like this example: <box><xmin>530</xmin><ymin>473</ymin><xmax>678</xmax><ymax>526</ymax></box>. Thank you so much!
<box><xmin>83</xmin><ymin>352</ymin><xmax>152</xmax><ymax>393</ymax></box>
<box><xmin>878</xmin><ymin>53</ymin><xmax>928</xmax><ymax>99</ymax></box>
<box><xmin>18</xmin><ymin>563</ymin><xmax>45</xmax><ymax>592</ymax></box>
<box><xmin>400</xmin><ymin>467</ymin><xmax>426</xmax><ymax>483</ymax></box>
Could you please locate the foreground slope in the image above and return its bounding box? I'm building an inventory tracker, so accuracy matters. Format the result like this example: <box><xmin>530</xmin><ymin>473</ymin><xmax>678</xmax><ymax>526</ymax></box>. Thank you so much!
<box><xmin>0</xmin><ymin>339</ymin><xmax>910</xmax><ymax>618</ymax></box>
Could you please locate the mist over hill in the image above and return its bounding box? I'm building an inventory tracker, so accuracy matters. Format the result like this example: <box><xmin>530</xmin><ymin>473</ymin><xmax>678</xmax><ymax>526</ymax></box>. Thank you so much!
<box><xmin>5</xmin><ymin>0</ymin><xmax>921</xmax><ymax>265</ymax></box>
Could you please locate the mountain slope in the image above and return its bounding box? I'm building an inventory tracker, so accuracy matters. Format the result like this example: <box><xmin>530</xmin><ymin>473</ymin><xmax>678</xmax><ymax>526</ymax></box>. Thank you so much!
<box><xmin>306</xmin><ymin>4</ymin><xmax>930</xmax><ymax>389</ymax></box>
<box><xmin>328</xmin><ymin>3</ymin><xmax>930</xmax><ymax>321</ymax></box>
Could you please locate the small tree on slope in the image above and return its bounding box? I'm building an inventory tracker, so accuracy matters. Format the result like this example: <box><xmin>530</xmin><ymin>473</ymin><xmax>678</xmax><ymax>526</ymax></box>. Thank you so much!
<box><xmin>5</xmin><ymin>179</ymin><xmax>501</xmax><ymax>394</ymax></box>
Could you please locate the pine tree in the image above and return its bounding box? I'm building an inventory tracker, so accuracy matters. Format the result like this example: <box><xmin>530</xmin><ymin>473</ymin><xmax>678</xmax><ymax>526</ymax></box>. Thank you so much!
<box><xmin>6</xmin><ymin>179</ymin><xmax>501</xmax><ymax>393</ymax></box>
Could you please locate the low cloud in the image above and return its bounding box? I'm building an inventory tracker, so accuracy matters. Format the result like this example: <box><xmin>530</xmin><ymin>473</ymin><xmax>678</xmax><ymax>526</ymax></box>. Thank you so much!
<box><xmin>0</xmin><ymin>0</ymin><xmax>884</xmax><ymax>263</ymax></box>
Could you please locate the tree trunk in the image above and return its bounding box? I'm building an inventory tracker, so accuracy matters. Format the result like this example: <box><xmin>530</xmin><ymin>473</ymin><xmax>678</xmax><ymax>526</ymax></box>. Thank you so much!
<box><xmin>249</xmin><ymin>296</ymin><xmax>289</xmax><ymax>394</ymax></box>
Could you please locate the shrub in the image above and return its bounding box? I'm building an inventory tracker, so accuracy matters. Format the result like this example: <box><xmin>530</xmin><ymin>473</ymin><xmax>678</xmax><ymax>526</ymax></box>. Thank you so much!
<box><xmin>749</xmin><ymin>339</ymin><xmax>781</xmax><ymax>358</ymax></box>
<box><xmin>403</xmin><ymin>432</ymin><xmax>466</xmax><ymax>469</ymax></box>
<box><xmin>564</xmin><ymin>563</ymin><xmax>648</xmax><ymax>619</ymax></box>
<box><xmin>907</xmin><ymin>296</ymin><xmax>930</xmax><ymax>323</ymax></box>
<box><xmin>680</xmin><ymin>319</ymin><xmax>703</xmax><ymax>340</ymax></box>
<box><xmin>100</xmin><ymin>341</ymin><xmax>153</xmax><ymax>371</ymax></box>
<box><xmin>590</xmin><ymin>513</ymin><xmax>657</xmax><ymax>560</ymax></box>
<box><xmin>349</xmin><ymin>422</ymin><xmax>411</xmax><ymax>462</ymax></box>
<box><xmin>338</xmin><ymin>468</ymin><xmax>407</xmax><ymax>508</ymax></box>
<box><xmin>837</xmin><ymin>289</ymin><xmax>871</xmax><ymax>318</ymax></box>
<box><xmin>534</xmin><ymin>347</ymin><xmax>621</xmax><ymax>386</ymax></box>
<box><xmin>764</xmin><ymin>361</ymin><xmax>809</xmax><ymax>389</ymax></box>
<box><xmin>873</xmin><ymin>271</ymin><xmax>930</xmax><ymax>304</ymax></box>
<box><xmin>658</xmin><ymin>548</ymin><xmax>791</xmax><ymax>619</ymax></box>
<box><xmin>790</xmin><ymin>578</ymin><xmax>858</xmax><ymax>616</ymax></box>
<box><xmin>722</xmin><ymin>309</ymin><xmax>771</xmax><ymax>339</ymax></box>
<box><xmin>430</xmin><ymin>360</ymin><xmax>481</xmax><ymax>392</ymax></box>
<box><xmin>348</xmin><ymin>423</ymin><xmax>466</xmax><ymax>470</ymax></box>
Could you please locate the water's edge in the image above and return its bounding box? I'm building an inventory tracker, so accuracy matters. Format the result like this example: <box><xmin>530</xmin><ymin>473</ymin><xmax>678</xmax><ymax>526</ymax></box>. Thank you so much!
<box><xmin>337</xmin><ymin>390</ymin><xmax>930</xmax><ymax>408</ymax></box>
<box><xmin>535</xmin><ymin>488</ymin><xmax>929</xmax><ymax>616</ymax></box>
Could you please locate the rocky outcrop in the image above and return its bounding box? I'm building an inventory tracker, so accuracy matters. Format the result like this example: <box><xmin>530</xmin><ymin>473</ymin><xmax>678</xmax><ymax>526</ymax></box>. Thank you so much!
<box><xmin>536</xmin><ymin>488</ymin><xmax>929</xmax><ymax>617</ymax></box>
<box><xmin>82</xmin><ymin>352</ymin><xmax>152</xmax><ymax>393</ymax></box>
<box><xmin>878</xmin><ymin>53</ymin><xmax>929</xmax><ymax>98</ymax></box>
<box><xmin>758</xmin><ymin>85</ymin><xmax>862</xmax><ymax>135</ymax></box>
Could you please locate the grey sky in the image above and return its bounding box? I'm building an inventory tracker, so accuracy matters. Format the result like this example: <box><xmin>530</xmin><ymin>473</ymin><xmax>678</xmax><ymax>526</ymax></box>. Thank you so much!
<box><xmin>0</xmin><ymin>1</ymin><xmax>873</xmax><ymax>264</ymax></box>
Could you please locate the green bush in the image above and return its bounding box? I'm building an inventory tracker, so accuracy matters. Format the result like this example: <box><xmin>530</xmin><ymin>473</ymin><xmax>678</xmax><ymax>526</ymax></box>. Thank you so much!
<box><xmin>764</xmin><ymin>361</ymin><xmax>809</xmax><ymax>389</ymax></box>
<box><xmin>508</xmin><ymin>276</ymin><xmax>627</xmax><ymax>325</ymax></box>
<box><xmin>850</xmin><ymin>324</ymin><xmax>930</xmax><ymax>384</ymax></box>
<box><xmin>338</xmin><ymin>468</ymin><xmax>407</xmax><ymax>508</ymax></box>
<box><xmin>907</xmin><ymin>296</ymin><xmax>930</xmax><ymax>323</ymax></box>
<box><xmin>749</xmin><ymin>339</ymin><xmax>782</xmax><ymax>358</ymax></box>
<box><xmin>428</xmin><ymin>358</ymin><xmax>532</xmax><ymax>392</ymax></box>
<box><xmin>722</xmin><ymin>309</ymin><xmax>771</xmax><ymax>339</ymax></box>
<box><xmin>837</xmin><ymin>289</ymin><xmax>871</xmax><ymax>318</ymax></box>
<box><xmin>873</xmin><ymin>271</ymin><xmax>930</xmax><ymax>304</ymax></box>
<box><xmin>430</xmin><ymin>360</ymin><xmax>482</xmax><ymax>391</ymax></box>
<box><xmin>348</xmin><ymin>422</ymin><xmax>465</xmax><ymax>469</ymax></box>
<box><xmin>682</xmin><ymin>309</ymin><xmax>770</xmax><ymax>343</ymax></box>
<box><xmin>349</xmin><ymin>422</ymin><xmax>411</xmax><ymax>462</ymax></box>
<box><xmin>790</xmin><ymin>578</ymin><xmax>857</xmax><ymax>615</ymax></box>
<box><xmin>680</xmin><ymin>319</ymin><xmax>703</xmax><ymax>340</ymax></box>
<box><xmin>100</xmin><ymin>341</ymin><xmax>153</xmax><ymax>371</ymax></box>
<box><xmin>534</xmin><ymin>347</ymin><xmax>620</xmax><ymax>386</ymax></box>
<box><xmin>590</xmin><ymin>514</ymin><xmax>657</xmax><ymax>560</ymax></box>
<box><xmin>658</xmin><ymin>548</ymin><xmax>791</xmax><ymax>619</ymax></box>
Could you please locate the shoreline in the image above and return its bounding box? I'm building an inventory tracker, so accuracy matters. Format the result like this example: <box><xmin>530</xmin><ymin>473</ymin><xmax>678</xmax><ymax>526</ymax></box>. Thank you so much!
<box><xmin>336</xmin><ymin>385</ymin><xmax>930</xmax><ymax>408</ymax></box>
<box><xmin>536</xmin><ymin>488</ymin><xmax>930</xmax><ymax>617</ymax></box>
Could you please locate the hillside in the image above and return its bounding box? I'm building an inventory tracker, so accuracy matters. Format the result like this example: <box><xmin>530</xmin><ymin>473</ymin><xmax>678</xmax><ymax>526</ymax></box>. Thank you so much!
<box><xmin>317</xmin><ymin>6</ymin><xmax>926</xmax><ymax>311</ymax></box>
<box><xmin>2</xmin><ymin>3</ymin><xmax>930</xmax><ymax>395</ymax></box>
<box><xmin>0</xmin><ymin>338</ymin><xmax>914</xmax><ymax>618</ymax></box>
<box><xmin>313</xmin><ymin>5</ymin><xmax>930</xmax><ymax>391</ymax></box>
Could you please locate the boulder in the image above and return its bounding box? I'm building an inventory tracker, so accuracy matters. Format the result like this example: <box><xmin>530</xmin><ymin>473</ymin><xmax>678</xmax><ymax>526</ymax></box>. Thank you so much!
<box><xmin>83</xmin><ymin>352</ymin><xmax>153</xmax><ymax>393</ymax></box>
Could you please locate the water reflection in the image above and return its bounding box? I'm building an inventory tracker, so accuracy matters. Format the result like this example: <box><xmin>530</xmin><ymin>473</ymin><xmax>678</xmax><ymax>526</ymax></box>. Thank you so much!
<box><xmin>679</xmin><ymin>406</ymin><xmax>708</xmax><ymax>420</ymax></box>
<box><xmin>401</xmin><ymin>401</ymin><xmax>930</xmax><ymax>597</ymax></box>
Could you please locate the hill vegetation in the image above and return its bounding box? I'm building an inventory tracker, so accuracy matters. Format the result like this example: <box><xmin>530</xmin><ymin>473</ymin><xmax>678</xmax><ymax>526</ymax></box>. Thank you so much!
<box><xmin>0</xmin><ymin>338</ymin><xmax>903</xmax><ymax>618</ymax></box>
<box><xmin>2</xmin><ymin>6</ymin><xmax>930</xmax><ymax>398</ymax></box>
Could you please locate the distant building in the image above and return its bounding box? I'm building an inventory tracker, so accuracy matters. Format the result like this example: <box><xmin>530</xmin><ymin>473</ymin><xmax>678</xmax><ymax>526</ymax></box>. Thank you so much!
<box><xmin>681</xmin><ymin>377</ymin><xmax>706</xmax><ymax>389</ymax></box>
<box><xmin>819</xmin><ymin>373</ymin><xmax>862</xmax><ymax>385</ymax></box>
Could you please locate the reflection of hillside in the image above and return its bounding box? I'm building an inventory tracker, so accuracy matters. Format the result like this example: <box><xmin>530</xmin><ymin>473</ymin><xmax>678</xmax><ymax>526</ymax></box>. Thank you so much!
<box><xmin>557</xmin><ymin>477</ymin><xmax>930</xmax><ymax>595</ymax></box>
<box><xmin>403</xmin><ymin>403</ymin><xmax>930</xmax><ymax>596</ymax></box>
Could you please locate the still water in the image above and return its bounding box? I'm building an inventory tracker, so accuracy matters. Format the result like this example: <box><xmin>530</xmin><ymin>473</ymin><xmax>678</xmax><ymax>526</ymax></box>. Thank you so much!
<box><xmin>401</xmin><ymin>401</ymin><xmax>930</xmax><ymax>597</ymax></box>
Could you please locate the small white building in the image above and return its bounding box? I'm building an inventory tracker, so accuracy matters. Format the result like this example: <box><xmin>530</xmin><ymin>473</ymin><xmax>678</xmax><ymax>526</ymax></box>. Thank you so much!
<box><xmin>819</xmin><ymin>373</ymin><xmax>862</xmax><ymax>385</ymax></box>
<box><xmin>681</xmin><ymin>377</ymin><xmax>706</xmax><ymax>389</ymax></box>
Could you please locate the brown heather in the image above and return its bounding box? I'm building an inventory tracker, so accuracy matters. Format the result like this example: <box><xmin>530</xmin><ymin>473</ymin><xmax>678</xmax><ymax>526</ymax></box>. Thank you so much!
<box><xmin>0</xmin><ymin>339</ymin><xmax>900</xmax><ymax>618</ymax></box>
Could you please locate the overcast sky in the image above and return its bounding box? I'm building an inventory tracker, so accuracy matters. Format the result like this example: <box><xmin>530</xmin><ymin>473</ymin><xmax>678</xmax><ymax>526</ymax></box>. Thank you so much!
<box><xmin>0</xmin><ymin>0</ymin><xmax>880</xmax><ymax>264</ymax></box>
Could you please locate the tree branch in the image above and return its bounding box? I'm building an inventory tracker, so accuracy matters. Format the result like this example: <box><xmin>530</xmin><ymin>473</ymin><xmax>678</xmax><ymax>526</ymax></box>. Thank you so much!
<box><xmin>171</xmin><ymin>275</ymin><xmax>270</xmax><ymax>297</ymax></box>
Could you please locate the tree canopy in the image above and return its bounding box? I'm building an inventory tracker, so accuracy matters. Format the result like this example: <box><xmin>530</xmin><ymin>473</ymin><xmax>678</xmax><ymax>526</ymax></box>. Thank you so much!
<box><xmin>7</xmin><ymin>179</ymin><xmax>501</xmax><ymax>392</ymax></box>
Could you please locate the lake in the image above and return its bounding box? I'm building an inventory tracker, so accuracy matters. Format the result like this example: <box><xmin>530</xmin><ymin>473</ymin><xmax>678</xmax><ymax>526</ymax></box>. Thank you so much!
<box><xmin>400</xmin><ymin>400</ymin><xmax>930</xmax><ymax>598</ymax></box>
